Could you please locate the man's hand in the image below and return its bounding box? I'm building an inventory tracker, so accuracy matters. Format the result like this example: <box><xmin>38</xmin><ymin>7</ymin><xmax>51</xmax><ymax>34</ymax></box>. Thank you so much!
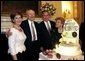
<box><xmin>5</xmin><ymin>29</ymin><xmax>12</xmax><ymax>38</ymax></box>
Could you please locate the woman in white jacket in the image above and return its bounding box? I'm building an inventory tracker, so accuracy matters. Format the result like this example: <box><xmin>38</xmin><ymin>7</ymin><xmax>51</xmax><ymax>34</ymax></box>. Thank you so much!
<box><xmin>8</xmin><ymin>12</ymin><xmax>26</xmax><ymax>60</ymax></box>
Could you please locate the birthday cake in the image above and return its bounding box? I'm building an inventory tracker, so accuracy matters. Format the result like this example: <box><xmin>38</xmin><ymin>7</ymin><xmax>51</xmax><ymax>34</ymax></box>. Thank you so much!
<box><xmin>54</xmin><ymin>19</ymin><xmax>82</xmax><ymax>56</ymax></box>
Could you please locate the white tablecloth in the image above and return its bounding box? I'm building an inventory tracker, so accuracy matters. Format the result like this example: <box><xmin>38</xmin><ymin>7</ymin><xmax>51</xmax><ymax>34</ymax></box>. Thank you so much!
<box><xmin>39</xmin><ymin>52</ymin><xmax>84</xmax><ymax>60</ymax></box>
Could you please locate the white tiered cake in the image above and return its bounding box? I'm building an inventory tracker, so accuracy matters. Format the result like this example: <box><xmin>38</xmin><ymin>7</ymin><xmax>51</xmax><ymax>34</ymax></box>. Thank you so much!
<box><xmin>54</xmin><ymin>19</ymin><xmax>82</xmax><ymax>56</ymax></box>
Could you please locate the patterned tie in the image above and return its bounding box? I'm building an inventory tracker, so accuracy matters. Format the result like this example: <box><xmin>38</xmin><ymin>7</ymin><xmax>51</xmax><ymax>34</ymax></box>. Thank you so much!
<box><xmin>47</xmin><ymin>22</ymin><xmax>51</xmax><ymax>34</ymax></box>
<box><xmin>31</xmin><ymin>22</ymin><xmax>36</xmax><ymax>41</ymax></box>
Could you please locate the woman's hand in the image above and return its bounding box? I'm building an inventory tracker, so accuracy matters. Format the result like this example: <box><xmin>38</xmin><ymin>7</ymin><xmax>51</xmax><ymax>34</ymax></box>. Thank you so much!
<box><xmin>12</xmin><ymin>55</ymin><xmax>18</xmax><ymax>60</ymax></box>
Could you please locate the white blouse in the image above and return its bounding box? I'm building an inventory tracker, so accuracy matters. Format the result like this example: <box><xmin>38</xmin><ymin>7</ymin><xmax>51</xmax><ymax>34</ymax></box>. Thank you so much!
<box><xmin>8</xmin><ymin>28</ymin><xmax>26</xmax><ymax>55</ymax></box>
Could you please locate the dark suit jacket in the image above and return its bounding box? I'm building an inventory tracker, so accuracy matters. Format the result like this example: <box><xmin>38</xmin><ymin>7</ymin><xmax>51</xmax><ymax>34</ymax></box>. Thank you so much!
<box><xmin>39</xmin><ymin>21</ymin><xmax>55</xmax><ymax>50</ymax></box>
<box><xmin>20</xmin><ymin>20</ymin><xmax>40</xmax><ymax>49</ymax></box>
<box><xmin>20</xmin><ymin>20</ymin><xmax>41</xmax><ymax>60</ymax></box>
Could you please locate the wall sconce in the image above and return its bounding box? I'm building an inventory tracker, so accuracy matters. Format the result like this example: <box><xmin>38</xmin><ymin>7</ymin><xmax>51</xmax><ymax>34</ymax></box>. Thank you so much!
<box><xmin>62</xmin><ymin>1</ymin><xmax>72</xmax><ymax>19</ymax></box>
<box><xmin>63</xmin><ymin>9</ymin><xmax>71</xmax><ymax>19</ymax></box>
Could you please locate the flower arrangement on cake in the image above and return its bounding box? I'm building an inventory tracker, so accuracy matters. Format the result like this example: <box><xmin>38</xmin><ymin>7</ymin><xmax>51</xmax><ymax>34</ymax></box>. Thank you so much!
<box><xmin>59</xmin><ymin>41</ymin><xmax>75</xmax><ymax>46</ymax></box>
<box><xmin>40</xmin><ymin>2</ymin><xmax>56</xmax><ymax>16</ymax></box>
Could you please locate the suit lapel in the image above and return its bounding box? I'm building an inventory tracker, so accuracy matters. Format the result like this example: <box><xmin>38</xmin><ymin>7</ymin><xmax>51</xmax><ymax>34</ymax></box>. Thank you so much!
<box><xmin>25</xmin><ymin>20</ymin><xmax>32</xmax><ymax>40</ymax></box>
<box><xmin>42</xmin><ymin>21</ymin><xmax>48</xmax><ymax>31</ymax></box>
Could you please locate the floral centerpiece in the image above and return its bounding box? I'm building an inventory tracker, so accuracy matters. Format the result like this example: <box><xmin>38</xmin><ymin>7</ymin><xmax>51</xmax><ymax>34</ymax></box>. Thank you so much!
<box><xmin>40</xmin><ymin>2</ymin><xmax>56</xmax><ymax>16</ymax></box>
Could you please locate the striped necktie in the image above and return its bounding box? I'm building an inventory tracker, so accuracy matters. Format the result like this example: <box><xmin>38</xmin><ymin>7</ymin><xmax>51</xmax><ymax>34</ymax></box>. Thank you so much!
<box><xmin>31</xmin><ymin>22</ymin><xmax>36</xmax><ymax>41</ymax></box>
<box><xmin>47</xmin><ymin>22</ymin><xmax>51</xmax><ymax>34</ymax></box>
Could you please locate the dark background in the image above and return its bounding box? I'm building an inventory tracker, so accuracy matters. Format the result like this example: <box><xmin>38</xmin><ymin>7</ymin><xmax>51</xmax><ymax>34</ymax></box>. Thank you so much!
<box><xmin>1</xmin><ymin>1</ymin><xmax>39</xmax><ymax>16</ymax></box>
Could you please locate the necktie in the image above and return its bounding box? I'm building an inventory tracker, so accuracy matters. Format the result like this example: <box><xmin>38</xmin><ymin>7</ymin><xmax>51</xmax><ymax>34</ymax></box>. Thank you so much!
<box><xmin>31</xmin><ymin>22</ymin><xmax>36</xmax><ymax>41</ymax></box>
<box><xmin>47</xmin><ymin>22</ymin><xmax>51</xmax><ymax>34</ymax></box>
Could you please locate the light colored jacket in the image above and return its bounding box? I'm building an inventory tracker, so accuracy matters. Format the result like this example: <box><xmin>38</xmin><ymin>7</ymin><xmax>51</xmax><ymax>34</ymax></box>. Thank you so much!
<box><xmin>8</xmin><ymin>28</ymin><xmax>26</xmax><ymax>55</ymax></box>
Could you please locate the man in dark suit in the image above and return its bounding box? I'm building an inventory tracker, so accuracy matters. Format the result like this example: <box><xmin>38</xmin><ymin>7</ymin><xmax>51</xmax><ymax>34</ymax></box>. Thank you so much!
<box><xmin>20</xmin><ymin>9</ymin><xmax>40</xmax><ymax>60</ymax></box>
<box><xmin>39</xmin><ymin>11</ymin><xmax>55</xmax><ymax>51</ymax></box>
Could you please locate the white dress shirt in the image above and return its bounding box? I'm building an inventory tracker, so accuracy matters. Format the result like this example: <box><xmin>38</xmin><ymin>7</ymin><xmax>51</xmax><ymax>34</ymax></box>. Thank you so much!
<box><xmin>44</xmin><ymin>21</ymin><xmax>51</xmax><ymax>31</ymax></box>
<box><xmin>8</xmin><ymin>28</ymin><xmax>26</xmax><ymax>55</ymax></box>
<box><xmin>28</xmin><ymin>20</ymin><xmax>37</xmax><ymax>41</ymax></box>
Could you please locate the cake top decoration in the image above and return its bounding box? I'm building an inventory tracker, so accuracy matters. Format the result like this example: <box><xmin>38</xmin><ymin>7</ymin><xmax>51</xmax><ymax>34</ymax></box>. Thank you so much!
<box><xmin>62</xmin><ymin>19</ymin><xmax>79</xmax><ymax>38</ymax></box>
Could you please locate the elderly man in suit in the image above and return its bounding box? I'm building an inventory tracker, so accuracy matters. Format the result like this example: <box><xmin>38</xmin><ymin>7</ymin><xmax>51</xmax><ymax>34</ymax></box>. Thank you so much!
<box><xmin>39</xmin><ymin>11</ymin><xmax>55</xmax><ymax>51</ymax></box>
<box><xmin>20</xmin><ymin>9</ymin><xmax>40</xmax><ymax>60</ymax></box>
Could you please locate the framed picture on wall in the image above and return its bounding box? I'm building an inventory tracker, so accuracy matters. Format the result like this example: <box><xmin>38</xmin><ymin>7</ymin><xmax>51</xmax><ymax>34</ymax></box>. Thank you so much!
<box><xmin>1</xmin><ymin>1</ymin><xmax>41</xmax><ymax>17</ymax></box>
